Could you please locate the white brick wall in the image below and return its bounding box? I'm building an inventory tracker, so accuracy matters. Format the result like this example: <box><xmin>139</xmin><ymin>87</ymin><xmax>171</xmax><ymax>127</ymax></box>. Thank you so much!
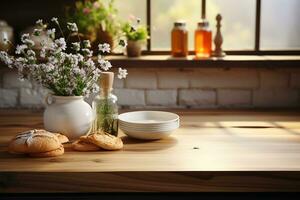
<box><xmin>179</xmin><ymin>89</ymin><xmax>216</xmax><ymax>106</ymax></box>
<box><xmin>114</xmin><ymin>76</ymin><xmax>124</xmax><ymax>88</ymax></box>
<box><xmin>253</xmin><ymin>89</ymin><xmax>299</xmax><ymax>107</ymax></box>
<box><xmin>259</xmin><ymin>70</ymin><xmax>289</xmax><ymax>88</ymax></box>
<box><xmin>218</xmin><ymin>89</ymin><xmax>251</xmax><ymax>107</ymax></box>
<box><xmin>157</xmin><ymin>71</ymin><xmax>189</xmax><ymax>89</ymax></box>
<box><xmin>0</xmin><ymin>67</ymin><xmax>299</xmax><ymax>109</ymax></box>
<box><xmin>146</xmin><ymin>89</ymin><xmax>177</xmax><ymax>106</ymax></box>
<box><xmin>3</xmin><ymin>71</ymin><xmax>32</xmax><ymax>88</ymax></box>
<box><xmin>114</xmin><ymin>89</ymin><xmax>145</xmax><ymax>106</ymax></box>
<box><xmin>0</xmin><ymin>89</ymin><xmax>18</xmax><ymax>108</ymax></box>
<box><xmin>125</xmin><ymin>71</ymin><xmax>157</xmax><ymax>89</ymax></box>
<box><xmin>20</xmin><ymin>88</ymin><xmax>47</xmax><ymax>108</ymax></box>
<box><xmin>190</xmin><ymin>68</ymin><xmax>259</xmax><ymax>89</ymax></box>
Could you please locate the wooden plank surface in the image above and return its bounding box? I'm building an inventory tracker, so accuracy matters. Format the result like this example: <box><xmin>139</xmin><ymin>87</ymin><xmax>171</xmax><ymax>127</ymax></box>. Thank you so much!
<box><xmin>1</xmin><ymin>110</ymin><xmax>300</xmax><ymax>192</ymax></box>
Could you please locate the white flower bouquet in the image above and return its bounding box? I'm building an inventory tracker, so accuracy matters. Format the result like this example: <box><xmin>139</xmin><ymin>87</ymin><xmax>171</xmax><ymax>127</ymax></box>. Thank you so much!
<box><xmin>0</xmin><ymin>18</ymin><xmax>127</xmax><ymax>97</ymax></box>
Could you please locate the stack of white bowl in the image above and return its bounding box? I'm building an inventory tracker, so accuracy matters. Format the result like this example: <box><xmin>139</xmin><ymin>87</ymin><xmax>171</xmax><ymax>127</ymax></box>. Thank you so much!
<box><xmin>119</xmin><ymin>111</ymin><xmax>180</xmax><ymax>140</ymax></box>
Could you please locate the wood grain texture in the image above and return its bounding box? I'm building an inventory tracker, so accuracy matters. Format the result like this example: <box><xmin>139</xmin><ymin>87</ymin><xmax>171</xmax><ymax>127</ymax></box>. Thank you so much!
<box><xmin>1</xmin><ymin>109</ymin><xmax>300</xmax><ymax>192</ymax></box>
<box><xmin>1</xmin><ymin>172</ymin><xmax>300</xmax><ymax>192</ymax></box>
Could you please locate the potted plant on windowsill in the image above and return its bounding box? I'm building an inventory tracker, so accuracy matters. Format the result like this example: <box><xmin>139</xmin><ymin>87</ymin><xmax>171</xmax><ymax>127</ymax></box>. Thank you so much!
<box><xmin>0</xmin><ymin>18</ymin><xmax>127</xmax><ymax>140</ymax></box>
<box><xmin>66</xmin><ymin>0</ymin><xmax>120</xmax><ymax>53</ymax></box>
<box><xmin>122</xmin><ymin>18</ymin><xmax>149</xmax><ymax>57</ymax></box>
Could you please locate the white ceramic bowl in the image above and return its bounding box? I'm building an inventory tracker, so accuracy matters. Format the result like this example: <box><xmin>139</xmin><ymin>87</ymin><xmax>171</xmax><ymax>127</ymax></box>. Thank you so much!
<box><xmin>119</xmin><ymin>120</ymin><xmax>179</xmax><ymax>129</ymax></box>
<box><xmin>119</xmin><ymin>111</ymin><xmax>180</xmax><ymax>140</ymax></box>
<box><xmin>121</xmin><ymin>129</ymin><xmax>176</xmax><ymax>140</ymax></box>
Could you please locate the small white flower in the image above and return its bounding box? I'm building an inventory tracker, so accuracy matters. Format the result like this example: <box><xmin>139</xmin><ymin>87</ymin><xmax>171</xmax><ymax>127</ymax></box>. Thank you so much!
<box><xmin>76</xmin><ymin>54</ymin><xmax>84</xmax><ymax>63</ymax></box>
<box><xmin>83</xmin><ymin>40</ymin><xmax>91</xmax><ymax>48</ymax></box>
<box><xmin>36</xmin><ymin>19</ymin><xmax>43</xmax><ymax>27</ymax></box>
<box><xmin>54</xmin><ymin>37</ymin><xmax>66</xmax><ymax>51</ymax></box>
<box><xmin>69</xmin><ymin>54</ymin><xmax>79</xmax><ymax>66</ymax></box>
<box><xmin>98</xmin><ymin>43</ymin><xmax>110</xmax><ymax>53</ymax></box>
<box><xmin>27</xmin><ymin>56</ymin><xmax>35</xmax><ymax>61</ymax></box>
<box><xmin>71</xmin><ymin>42</ymin><xmax>80</xmax><ymax>52</ymax></box>
<box><xmin>51</xmin><ymin>17</ymin><xmax>59</xmax><ymax>24</ymax></box>
<box><xmin>21</xmin><ymin>33</ymin><xmax>30</xmax><ymax>43</ymax></box>
<box><xmin>40</xmin><ymin>48</ymin><xmax>46</xmax><ymax>58</ymax></box>
<box><xmin>48</xmin><ymin>56</ymin><xmax>59</xmax><ymax>64</ymax></box>
<box><xmin>82</xmin><ymin>48</ymin><xmax>93</xmax><ymax>57</ymax></box>
<box><xmin>92</xmin><ymin>84</ymin><xmax>100</xmax><ymax>94</ymax></box>
<box><xmin>15</xmin><ymin>57</ymin><xmax>26</xmax><ymax>71</ymax></box>
<box><xmin>26</xmin><ymin>50</ymin><xmax>35</xmax><ymax>57</ymax></box>
<box><xmin>16</xmin><ymin>57</ymin><xmax>26</xmax><ymax>63</ymax></box>
<box><xmin>118</xmin><ymin>67</ymin><xmax>128</xmax><ymax>79</ymax></box>
<box><xmin>72</xmin><ymin>67</ymin><xmax>81</xmax><ymax>75</ymax></box>
<box><xmin>40</xmin><ymin>40</ymin><xmax>46</xmax><ymax>47</ymax></box>
<box><xmin>24</xmin><ymin>39</ymin><xmax>35</xmax><ymax>47</ymax></box>
<box><xmin>79</xmin><ymin>68</ymin><xmax>86</xmax><ymax>77</ymax></box>
<box><xmin>85</xmin><ymin>58</ymin><xmax>95</xmax><ymax>69</ymax></box>
<box><xmin>46</xmin><ymin>28</ymin><xmax>56</xmax><ymax>39</ymax></box>
<box><xmin>67</xmin><ymin>22</ymin><xmax>78</xmax><ymax>32</ymax></box>
<box><xmin>0</xmin><ymin>51</ymin><xmax>13</xmax><ymax>67</ymax></box>
<box><xmin>98</xmin><ymin>58</ymin><xmax>112</xmax><ymax>71</ymax></box>
<box><xmin>15</xmin><ymin>44</ymin><xmax>28</xmax><ymax>54</ymax></box>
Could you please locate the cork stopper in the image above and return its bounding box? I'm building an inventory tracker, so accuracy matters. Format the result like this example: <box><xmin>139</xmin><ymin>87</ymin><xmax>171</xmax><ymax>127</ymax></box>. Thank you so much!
<box><xmin>99</xmin><ymin>72</ymin><xmax>114</xmax><ymax>96</ymax></box>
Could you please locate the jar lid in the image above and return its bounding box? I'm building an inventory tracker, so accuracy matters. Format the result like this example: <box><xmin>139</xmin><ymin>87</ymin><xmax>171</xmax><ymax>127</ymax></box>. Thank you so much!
<box><xmin>174</xmin><ymin>21</ymin><xmax>186</xmax><ymax>27</ymax></box>
<box><xmin>198</xmin><ymin>19</ymin><xmax>209</xmax><ymax>28</ymax></box>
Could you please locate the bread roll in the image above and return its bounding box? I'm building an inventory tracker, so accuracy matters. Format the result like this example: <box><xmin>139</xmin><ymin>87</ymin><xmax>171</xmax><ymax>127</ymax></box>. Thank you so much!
<box><xmin>86</xmin><ymin>132</ymin><xmax>123</xmax><ymax>151</ymax></box>
<box><xmin>29</xmin><ymin>145</ymin><xmax>64</xmax><ymax>157</ymax></box>
<box><xmin>55</xmin><ymin>133</ymin><xmax>69</xmax><ymax>144</ymax></box>
<box><xmin>8</xmin><ymin>129</ymin><xmax>61</xmax><ymax>154</ymax></box>
<box><xmin>72</xmin><ymin>140</ymin><xmax>100</xmax><ymax>151</ymax></box>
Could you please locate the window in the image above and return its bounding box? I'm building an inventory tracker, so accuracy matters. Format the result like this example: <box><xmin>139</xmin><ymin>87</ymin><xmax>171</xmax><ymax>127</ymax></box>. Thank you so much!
<box><xmin>115</xmin><ymin>0</ymin><xmax>300</xmax><ymax>54</ymax></box>
<box><xmin>151</xmin><ymin>0</ymin><xmax>201</xmax><ymax>50</ymax></box>
<box><xmin>115</xmin><ymin>0</ymin><xmax>147</xmax><ymax>24</ymax></box>
<box><xmin>260</xmin><ymin>0</ymin><xmax>300</xmax><ymax>50</ymax></box>
<box><xmin>207</xmin><ymin>0</ymin><xmax>256</xmax><ymax>50</ymax></box>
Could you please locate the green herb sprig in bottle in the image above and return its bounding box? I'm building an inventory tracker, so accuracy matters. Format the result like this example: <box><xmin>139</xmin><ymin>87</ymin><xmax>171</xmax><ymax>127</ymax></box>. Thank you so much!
<box><xmin>93</xmin><ymin>72</ymin><xmax>118</xmax><ymax>136</ymax></box>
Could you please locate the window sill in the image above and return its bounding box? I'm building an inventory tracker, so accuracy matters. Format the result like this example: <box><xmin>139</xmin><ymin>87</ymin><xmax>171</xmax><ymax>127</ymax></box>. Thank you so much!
<box><xmin>108</xmin><ymin>55</ymin><xmax>300</xmax><ymax>68</ymax></box>
<box><xmin>1</xmin><ymin>55</ymin><xmax>299</xmax><ymax>73</ymax></box>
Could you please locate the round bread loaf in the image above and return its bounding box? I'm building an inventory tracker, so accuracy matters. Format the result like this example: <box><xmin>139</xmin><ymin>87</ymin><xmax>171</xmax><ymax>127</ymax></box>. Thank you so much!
<box><xmin>29</xmin><ymin>145</ymin><xmax>64</xmax><ymax>157</ymax></box>
<box><xmin>8</xmin><ymin>129</ymin><xmax>62</xmax><ymax>154</ymax></box>
<box><xmin>55</xmin><ymin>133</ymin><xmax>69</xmax><ymax>144</ymax></box>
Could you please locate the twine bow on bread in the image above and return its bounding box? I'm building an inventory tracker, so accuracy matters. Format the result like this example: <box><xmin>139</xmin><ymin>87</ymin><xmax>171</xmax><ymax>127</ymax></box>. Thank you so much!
<box><xmin>15</xmin><ymin>129</ymin><xmax>59</xmax><ymax>146</ymax></box>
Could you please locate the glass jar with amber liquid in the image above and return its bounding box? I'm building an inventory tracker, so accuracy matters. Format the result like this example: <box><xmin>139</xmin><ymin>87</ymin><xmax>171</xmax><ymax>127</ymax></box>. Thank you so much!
<box><xmin>171</xmin><ymin>21</ymin><xmax>188</xmax><ymax>57</ymax></box>
<box><xmin>195</xmin><ymin>20</ymin><xmax>212</xmax><ymax>58</ymax></box>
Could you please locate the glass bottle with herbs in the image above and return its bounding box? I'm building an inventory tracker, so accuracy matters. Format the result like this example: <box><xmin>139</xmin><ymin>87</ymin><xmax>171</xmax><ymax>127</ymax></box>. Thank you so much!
<box><xmin>93</xmin><ymin>72</ymin><xmax>119</xmax><ymax>136</ymax></box>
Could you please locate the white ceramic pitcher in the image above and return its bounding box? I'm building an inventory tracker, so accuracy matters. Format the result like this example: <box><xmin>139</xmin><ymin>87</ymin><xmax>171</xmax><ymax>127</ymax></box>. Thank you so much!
<box><xmin>43</xmin><ymin>95</ymin><xmax>94</xmax><ymax>140</ymax></box>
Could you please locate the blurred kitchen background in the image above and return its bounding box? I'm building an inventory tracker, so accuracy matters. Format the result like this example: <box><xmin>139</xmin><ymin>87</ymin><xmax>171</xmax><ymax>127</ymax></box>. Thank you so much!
<box><xmin>0</xmin><ymin>0</ymin><xmax>300</xmax><ymax>109</ymax></box>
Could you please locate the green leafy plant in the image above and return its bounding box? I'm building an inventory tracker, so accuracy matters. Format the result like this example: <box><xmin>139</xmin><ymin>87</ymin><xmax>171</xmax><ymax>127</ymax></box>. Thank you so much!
<box><xmin>122</xmin><ymin>21</ymin><xmax>148</xmax><ymax>42</ymax></box>
<box><xmin>66</xmin><ymin>0</ymin><xmax>120</xmax><ymax>37</ymax></box>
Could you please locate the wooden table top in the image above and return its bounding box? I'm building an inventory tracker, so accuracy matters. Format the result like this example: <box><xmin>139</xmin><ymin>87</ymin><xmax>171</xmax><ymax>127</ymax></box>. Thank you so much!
<box><xmin>1</xmin><ymin>109</ymin><xmax>300</xmax><ymax>192</ymax></box>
